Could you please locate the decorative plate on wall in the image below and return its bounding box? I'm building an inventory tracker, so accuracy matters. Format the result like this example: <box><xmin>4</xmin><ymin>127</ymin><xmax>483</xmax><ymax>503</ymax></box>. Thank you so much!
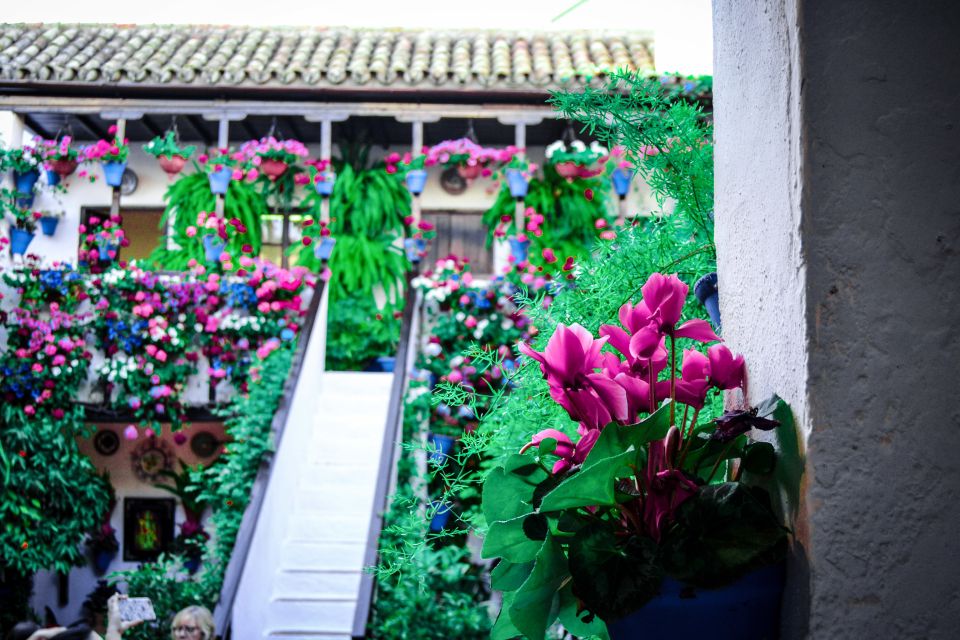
<box><xmin>120</xmin><ymin>168</ymin><xmax>139</xmax><ymax>195</ymax></box>
<box><xmin>439</xmin><ymin>167</ymin><xmax>468</xmax><ymax>195</ymax></box>
<box><xmin>93</xmin><ymin>429</ymin><xmax>120</xmax><ymax>456</ymax></box>
<box><xmin>130</xmin><ymin>437</ymin><xmax>173</xmax><ymax>482</ymax></box>
<box><xmin>190</xmin><ymin>431</ymin><xmax>220</xmax><ymax>459</ymax></box>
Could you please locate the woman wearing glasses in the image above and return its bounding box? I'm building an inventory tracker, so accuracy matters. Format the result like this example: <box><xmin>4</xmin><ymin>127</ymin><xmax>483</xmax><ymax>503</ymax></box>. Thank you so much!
<box><xmin>170</xmin><ymin>607</ymin><xmax>214</xmax><ymax>640</ymax></box>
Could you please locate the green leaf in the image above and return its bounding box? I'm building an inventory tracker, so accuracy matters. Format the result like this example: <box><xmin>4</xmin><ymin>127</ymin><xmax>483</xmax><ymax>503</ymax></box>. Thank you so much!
<box><xmin>508</xmin><ymin>534</ymin><xmax>568</xmax><ymax>640</ymax></box>
<box><xmin>491</xmin><ymin>560</ymin><xmax>535</xmax><ymax>592</ymax></box>
<box><xmin>567</xmin><ymin>521</ymin><xmax>664</xmax><ymax>621</ymax></box>
<box><xmin>742</xmin><ymin>441</ymin><xmax>776</xmax><ymax>475</ymax></box>
<box><xmin>482</xmin><ymin>456</ymin><xmax>549</xmax><ymax>523</ymax></box>
<box><xmin>491</xmin><ymin>590</ymin><xmax>523</xmax><ymax>640</ymax></box>
<box><xmin>538</xmin><ymin>449</ymin><xmax>633</xmax><ymax>512</ymax></box>
<box><xmin>558</xmin><ymin>581</ymin><xmax>610</xmax><ymax>640</ymax></box>
<box><xmin>482</xmin><ymin>515</ymin><xmax>545</xmax><ymax>563</ymax></box>
<box><xmin>583</xmin><ymin>402</ymin><xmax>673</xmax><ymax>465</ymax></box>
<box><xmin>660</xmin><ymin>482</ymin><xmax>788</xmax><ymax>588</ymax></box>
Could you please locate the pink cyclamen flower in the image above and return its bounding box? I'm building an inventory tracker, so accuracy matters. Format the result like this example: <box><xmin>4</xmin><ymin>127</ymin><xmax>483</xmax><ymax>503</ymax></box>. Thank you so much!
<box><xmin>123</xmin><ymin>425</ymin><xmax>139</xmax><ymax>440</ymax></box>
<box><xmin>519</xmin><ymin>428</ymin><xmax>601</xmax><ymax>474</ymax></box>
<box><xmin>641</xmin><ymin>427</ymin><xmax>699</xmax><ymax>542</ymax></box>
<box><xmin>707</xmin><ymin>344</ymin><xmax>746</xmax><ymax>390</ymax></box>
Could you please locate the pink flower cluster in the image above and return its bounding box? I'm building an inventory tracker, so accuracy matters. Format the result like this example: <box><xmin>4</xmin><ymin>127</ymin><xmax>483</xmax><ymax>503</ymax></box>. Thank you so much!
<box><xmin>520</xmin><ymin>273</ymin><xmax>744</xmax><ymax>472</ymax></box>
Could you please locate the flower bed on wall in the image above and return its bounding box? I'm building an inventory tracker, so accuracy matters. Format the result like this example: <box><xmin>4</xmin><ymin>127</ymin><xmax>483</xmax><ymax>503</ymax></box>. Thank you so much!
<box><xmin>0</xmin><ymin>257</ymin><xmax>315</xmax><ymax>628</ymax></box>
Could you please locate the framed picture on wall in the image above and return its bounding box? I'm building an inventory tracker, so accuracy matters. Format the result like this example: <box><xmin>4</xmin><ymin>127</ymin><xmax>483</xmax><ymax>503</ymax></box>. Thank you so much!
<box><xmin>123</xmin><ymin>498</ymin><xmax>175</xmax><ymax>562</ymax></box>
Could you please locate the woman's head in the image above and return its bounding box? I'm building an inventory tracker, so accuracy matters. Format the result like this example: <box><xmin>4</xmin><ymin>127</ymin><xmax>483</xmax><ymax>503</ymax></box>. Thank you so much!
<box><xmin>170</xmin><ymin>606</ymin><xmax>214</xmax><ymax>640</ymax></box>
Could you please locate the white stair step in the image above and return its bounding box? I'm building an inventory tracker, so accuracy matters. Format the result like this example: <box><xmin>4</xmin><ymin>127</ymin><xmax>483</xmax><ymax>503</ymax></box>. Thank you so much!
<box><xmin>279</xmin><ymin>541</ymin><xmax>366</xmax><ymax>571</ymax></box>
<box><xmin>285</xmin><ymin>515</ymin><xmax>370</xmax><ymax>542</ymax></box>
<box><xmin>265</xmin><ymin>598</ymin><xmax>357</xmax><ymax>632</ymax></box>
<box><xmin>273</xmin><ymin>569</ymin><xmax>362</xmax><ymax>599</ymax></box>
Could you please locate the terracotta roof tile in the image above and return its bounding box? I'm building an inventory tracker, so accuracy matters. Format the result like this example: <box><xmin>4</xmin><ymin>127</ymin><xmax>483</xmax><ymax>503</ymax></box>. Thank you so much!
<box><xmin>0</xmin><ymin>24</ymin><xmax>655</xmax><ymax>93</ymax></box>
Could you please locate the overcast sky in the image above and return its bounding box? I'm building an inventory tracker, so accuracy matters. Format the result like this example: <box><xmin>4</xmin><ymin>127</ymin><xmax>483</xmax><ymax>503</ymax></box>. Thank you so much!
<box><xmin>4</xmin><ymin>0</ymin><xmax>713</xmax><ymax>74</ymax></box>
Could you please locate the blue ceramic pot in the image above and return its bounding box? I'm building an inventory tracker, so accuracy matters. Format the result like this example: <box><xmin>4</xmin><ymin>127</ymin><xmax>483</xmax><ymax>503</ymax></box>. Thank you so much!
<box><xmin>508</xmin><ymin>238</ymin><xmax>530</xmax><ymax>263</ymax></box>
<box><xmin>13</xmin><ymin>169</ymin><xmax>40</xmax><ymax>195</ymax></box>
<box><xmin>9</xmin><ymin>228</ymin><xmax>34</xmax><ymax>256</ymax></box>
<box><xmin>313</xmin><ymin>236</ymin><xmax>337</xmax><ymax>261</ymax></box>
<box><xmin>404</xmin><ymin>237</ymin><xmax>426</xmax><ymax>263</ymax></box>
<box><xmin>46</xmin><ymin>169</ymin><xmax>61</xmax><ymax>187</ymax></box>
<box><xmin>405</xmin><ymin>169</ymin><xmax>428</xmax><ymax>195</ymax></box>
<box><xmin>427</xmin><ymin>433</ymin><xmax>456</xmax><ymax>465</ymax></box>
<box><xmin>184</xmin><ymin>555</ymin><xmax>202</xmax><ymax>574</ymax></box>
<box><xmin>611</xmin><ymin>167</ymin><xmax>632</xmax><ymax>198</ymax></box>
<box><xmin>208</xmin><ymin>167</ymin><xmax>233</xmax><ymax>195</ymax></box>
<box><xmin>505</xmin><ymin>168</ymin><xmax>529</xmax><ymax>199</ymax></box>
<box><xmin>607</xmin><ymin>563</ymin><xmax>785</xmax><ymax>640</ymax></box>
<box><xmin>315</xmin><ymin>171</ymin><xmax>336</xmax><ymax>196</ymax></box>
<box><xmin>39</xmin><ymin>216</ymin><xmax>59</xmax><ymax>236</ymax></box>
<box><xmin>98</xmin><ymin>244</ymin><xmax>118</xmax><ymax>261</ymax></box>
<box><xmin>428</xmin><ymin>501</ymin><xmax>452</xmax><ymax>532</ymax></box>
<box><xmin>15</xmin><ymin>194</ymin><xmax>35</xmax><ymax>209</ymax></box>
<box><xmin>694</xmin><ymin>272</ymin><xmax>721</xmax><ymax>331</ymax></box>
<box><xmin>92</xmin><ymin>550</ymin><xmax>116</xmax><ymax>576</ymax></box>
<box><xmin>376</xmin><ymin>356</ymin><xmax>396</xmax><ymax>373</ymax></box>
<box><xmin>102</xmin><ymin>161</ymin><xmax>127</xmax><ymax>188</ymax></box>
<box><xmin>203</xmin><ymin>235</ymin><xmax>226</xmax><ymax>264</ymax></box>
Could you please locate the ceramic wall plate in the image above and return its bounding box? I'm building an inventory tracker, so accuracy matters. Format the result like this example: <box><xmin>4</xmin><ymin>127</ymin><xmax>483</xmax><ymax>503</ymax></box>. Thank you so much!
<box><xmin>93</xmin><ymin>429</ymin><xmax>120</xmax><ymax>456</ymax></box>
<box><xmin>190</xmin><ymin>431</ymin><xmax>220</xmax><ymax>459</ymax></box>
<box><xmin>131</xmin><ymin>438</ymin><xmax>173</xmax><ymax>482</ymax></box>
<box><xmin>440</xmin><ymin>167</ymin><xmax>468</xmax><ymax>195</ymax></box>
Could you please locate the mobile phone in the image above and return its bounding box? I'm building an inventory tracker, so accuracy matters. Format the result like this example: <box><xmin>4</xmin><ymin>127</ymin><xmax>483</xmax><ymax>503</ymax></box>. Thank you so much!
<box><xmin>118</xmin><ymin>597</ymin><xmax>157</xmax><ymax>622</ymax></box>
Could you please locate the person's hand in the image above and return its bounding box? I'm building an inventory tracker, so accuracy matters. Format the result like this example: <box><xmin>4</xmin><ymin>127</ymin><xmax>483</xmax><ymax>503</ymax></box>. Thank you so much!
<box><xmin>27</xmin><ymin>628</ymin><xmax>67</xmax><ymax>640</ymax></box>
<box><xmin>106</xmin><ymin>594</ymin><xmax>144</xmax><ymax>638</ymax></box>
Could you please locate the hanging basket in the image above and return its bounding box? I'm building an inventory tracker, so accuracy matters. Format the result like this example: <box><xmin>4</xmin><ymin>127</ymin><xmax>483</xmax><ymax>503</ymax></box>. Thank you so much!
<box><xmin>554</xmin><ymin>161</ymin><xmax>581</xmax><ymax>178</ymax></box>
<box><xmin>457</xmin><ymin>163</ymin><xmax>483</xmax><ymax>180</ymax></box>
<box><xmin>158</xmin><ymin>155</ymin><xmax>188</xmax><ymax>177</ymax></box>
<box><xmin>49</xmin><ymin>158</ymin><xmax>78</xmax><ymax>178</ymax></box>
<box><xmin>260</xmin><ymin>159</ymin><xmax>289</xmax><ymax>180</ymax></box>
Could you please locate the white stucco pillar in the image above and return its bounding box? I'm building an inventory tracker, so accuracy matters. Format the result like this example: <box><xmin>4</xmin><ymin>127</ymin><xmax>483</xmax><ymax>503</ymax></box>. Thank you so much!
<box><xmin>714</xmin><ymin>0</ymin><xmax>960</xmax><ymax>637</ymax></box>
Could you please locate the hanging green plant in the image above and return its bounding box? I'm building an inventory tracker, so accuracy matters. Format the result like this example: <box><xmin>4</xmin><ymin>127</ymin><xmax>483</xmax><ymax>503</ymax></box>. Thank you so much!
<box><xmin>149</xmin><ymin>170</ymin><xmax>266</xmax><ymax>270</ymax></box>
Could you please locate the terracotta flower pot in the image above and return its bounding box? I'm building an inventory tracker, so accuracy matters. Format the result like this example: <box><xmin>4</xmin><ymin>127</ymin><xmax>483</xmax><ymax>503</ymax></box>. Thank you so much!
<box><xmin>49</xmin><ymin>158</ymin><xmax>78</xmax><ymax>178</ymax></box>
<box><xmin>260</xmin><ymin>159</ymin><xmax>289</xmax><ymax>180</ymax></box>
<box><xmin>554</xmin><ymin>161</ymin><xmax>581</xmax><ymax>178</ymax></box>
<box><xmin>457</xmin><ymin>163</ymin><xmax>483</xmax><ymax>180</ymax></box>
<box><xmin>158</xmin><ymin>155</ymin><xmax>188</xmax><ymax>176</ymax></box>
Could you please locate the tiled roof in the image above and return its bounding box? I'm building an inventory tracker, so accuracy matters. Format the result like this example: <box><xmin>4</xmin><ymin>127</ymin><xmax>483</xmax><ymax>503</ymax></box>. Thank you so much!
<box><xmin>0</xmin><ymin>24</ymin><xmax>654</xmax><ymax>93</ymax></box>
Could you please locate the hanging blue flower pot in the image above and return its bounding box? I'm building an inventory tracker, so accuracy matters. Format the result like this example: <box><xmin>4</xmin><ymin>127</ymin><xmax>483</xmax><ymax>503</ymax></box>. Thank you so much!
<box><xmin>102</xmin><ymin>161</ymin><xmax>127</xmax><ymax>188</ymax></box>
<box><xmin>428</xmin><ymin>501</ymin><xmax>452</xmax><ymax>532</ymax></box>
<box><xmin>203</xmin><ymin>235</ymin><xmax>226</xmax><ymax>264</ymax></box>
<box><xmin>91</xmin><ymin>550</ymin><xmax>116</xmax><ymax>576</ymax></box>
<box><xmin>404</xmin><ymin>237</ymin><xmax>426</xmax><ymax>263</ymax></box>
<box><xmin>315</xmin><ymin>171</ymin><xmax>337</xmax><ymax>196</ymax></box>
<box><xmin>611</xmin><ymin>167</ymin><xmax>632</xmax><ymax>198</ymax></box>
<box><xmin>15</xmin><ymin>194</ymin><xmax>35</xmax><ymax>209</ymax></box>
<box><xmin>46</xmin><ymin>169</ymin><xmax>61</xmax><ymax>187</ymax></box>
<box><xmin>427</xmin><ymin>433</ymin><xmax>456</xmax><ymax>465</ymax></box>
<box><xmin>13</xmin><ymin>169</ymin><xmax>40</xmax><ymax>195</ymax></box>
<box><xmin>508</xmin><ymin>238</ymin><xmax>530</xmax><ymax>263</ymax></box>
<box><xmin>405</xmin><ymin>169</ymin><xmax>428</xmax><ymax>195</ymax></box>
<box><xmin>694</xmin><ymin>272</ymin><xmax>721</xmax><ymax>331</ymax></box>
<box><xmin>607</xmin><ymin>563</ymin><xmax>785</xmax><ymax>640</ymax></box>
<box><xmin>505</xmin><ymin>168</ymin><xmax>529</xmax><ymax>199</ymax></box>
<box><xmin>184</xmin><ymin>555</ymin><xmax>202</xmax><ymax>575</ymax></box>
<box><xmin>98</xmin><ymin>244</ymin><xmax>118</xmax><ymax>262</ymax></box>
<box><xmin>314</xmin><ymin>236</ymin><xmax>337</xmax><ymax>261</ymax></box>
<box><xmin>9</xmin><ymin>228</ymin><xmax>35</xmax><ymax>256</ymax></box>
<box><xmin>39</xmin><ymin>216</ymin><xmax>60</xmax><ymax>236</ymax></box>
<box><xmin>376</xmin><ymin>356</ymin><xmax>396</xmax><ymax>372</ymax></box>
<box><xmin>208</xmin><ymin>167</ymin><xmax>233</xmax><ymax>195</ymax></box>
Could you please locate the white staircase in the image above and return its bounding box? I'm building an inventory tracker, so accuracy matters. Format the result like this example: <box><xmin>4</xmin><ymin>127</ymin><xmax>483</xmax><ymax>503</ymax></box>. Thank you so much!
<box><xmin>232</xmin><ymin>369</ymin><xmax>394</xmax><ymax>640</ymax></box>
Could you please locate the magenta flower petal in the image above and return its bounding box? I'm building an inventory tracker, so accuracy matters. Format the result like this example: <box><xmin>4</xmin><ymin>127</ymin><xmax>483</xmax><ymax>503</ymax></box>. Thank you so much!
<box><xmin>586</xmin><ymin>373</ymin><xmax>629</xmax><ymax>423</ymax></box>
<box><xmin>599</xmin><ymin>324</ymin><xmax>632</xmax><ymax>358</ymax></box>
<box><xmin>527</xmin><ymin>428</ymin><xmax>575</xmax><ymax>459</ymax></box>
<box><xmin>572</xmin><ymin>428</ymin><xmax>601</xmax><ymax>464</ymax></box>
<box><xmin>614</xmin><ymin>372</ymin><xmax>655</xmax><ymax>419</ymax></box>
<box><xmin>629</xmin><ymin>325</ymin><xmax>664</xmax><ymax>360</ymax></box>
<box><xmin>640</xmin><ymin>273</ymin><xmax>687</xmax><ymax>329</ymax></box>
<box><xmin>680</xmin><ymin>349</ymin><xmax>710</xmax><ymax>381</ymax></box>
<box><xmin>673</xmin><ymin>318</ymin><xmax>721</xmax><ymax>343</ymax></box>
<box><xmin>707</xmin><ymin>344</ymin><xmax>746</xmax><ymax>390</ymax></box>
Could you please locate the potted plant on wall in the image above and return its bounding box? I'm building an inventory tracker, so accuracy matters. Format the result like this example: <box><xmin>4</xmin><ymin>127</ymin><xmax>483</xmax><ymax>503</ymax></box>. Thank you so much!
<box><xmin>37</xmin><ymin>208</ymin><xmax>64</xmax><ymax>237</ymax></box>
<box><xmin>79</xmin><ymin>214</ymin><xmax>127</xmax><ymax>269</ymax></box>
<box><xmin>546</xmin><ymin>139</ymin><xmax>608</xmax><ymax>179</ymax></box>
<box><xmin>38</xmin><ymin>136</ymin><xmax>80</xmax><ymax>185</ymax></box>
<box><xmin>82</xmin><ymin>127</ymin><xmax>130</xmax><ymax>188</ymax></box>
<box><xmin>386</xmin><ymin>150</ymin><xmax>434</xmax><ymax>195</ymax></box>
<box><xmin>144</xmin><ymin>130</ymin><xmax>197</xmax><ymax>178</ymax></box>
<box><xmin>481</xmin><ymin>272</ymin><xmax>789</xmax><ymax>640</ymax></box>
<box><xmin>197</xmin><ymin>148</ymin><xmax>249</xmax><ymax>195</ymax></box>
<box><xmin>2</xmin><ymin>190</ymin><xmax>39</xmax><ymax>256</ymax></box>
<box><xmin>85</xmin><ymin>474</ymin><xmax>119</xmax><ymax>576</ymax></box>
<box><xmin>240</xmin><ymin>136</ymin><xmax>310</xmax><ymax>181</ymax></box>
<box><xmin>187</xmin><ymin>210</ymin><xmax>229</xmax><ymax>265</ymax></box>
<box><xmin>3</xmin><ymin>143</ymin><xmax>43</xmax><ymax>206</ymax></box>
<box><xmin>428</xmin><ymin>138</ymin><xmax>513</xmax><ymax>181</ymax></box>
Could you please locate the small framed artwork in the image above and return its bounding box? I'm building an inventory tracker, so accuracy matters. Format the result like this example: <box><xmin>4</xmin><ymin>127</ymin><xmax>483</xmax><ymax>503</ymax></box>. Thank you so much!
<box><xmin>123</xmin><ymin>498</ymin><xmax>175</xmax><ymax>562</ymax></box>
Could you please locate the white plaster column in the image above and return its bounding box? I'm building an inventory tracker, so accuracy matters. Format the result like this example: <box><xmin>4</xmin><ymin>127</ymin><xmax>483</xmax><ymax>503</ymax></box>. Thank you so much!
<box><xmin>714</xmin><ymin>0</ymin><xmax>960</xmax><ymax>637</ymax></box>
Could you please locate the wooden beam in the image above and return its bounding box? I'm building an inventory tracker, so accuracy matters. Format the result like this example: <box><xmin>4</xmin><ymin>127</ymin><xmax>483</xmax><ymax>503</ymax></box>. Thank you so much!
<box><xmin>22</xmin><ymin>114</ymin><xmax>52</xmax><ymax>139</ymax></box>
<box><xmin>284</xmin><ymin>116</ymin><xmax>304</xmax><ymax>142</ymax></box>
<box><xmin>240</xmin><ymin>119</ymin><xmax>259</xmax><ymax>141</ymax></box>
<box><xmin>185</xmin><ymin>115</ymin><xmax>213</xmax><ymax>145</ymax></box>
<box><xmin>75</xmin><ymin>114</ymin><xmax>107</xmax><ymax>139</ymax></box>
<box><xmin>140</xmin><ymin>114</ymin><xmax>164</xmax><ymax>138</ymax></box>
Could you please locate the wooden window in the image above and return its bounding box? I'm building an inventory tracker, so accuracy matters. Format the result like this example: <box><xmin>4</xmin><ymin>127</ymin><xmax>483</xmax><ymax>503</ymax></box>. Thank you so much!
<box><xmin>421</xmin><ymin>211</ymin><xmax>493</xmax><ymax>275</ymax></box>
